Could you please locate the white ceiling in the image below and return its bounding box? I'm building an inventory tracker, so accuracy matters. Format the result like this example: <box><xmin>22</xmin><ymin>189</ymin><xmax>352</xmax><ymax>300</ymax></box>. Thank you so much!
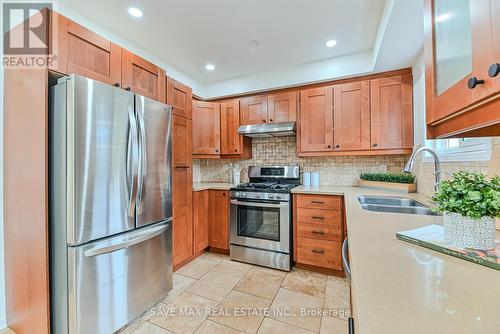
<box><xmin>57</xmin><ymin>0</ymin><xmax>424</xmax><ymax>99</ymax></box>
<box><xmin>60</xmin><ymin>0</ymin><xmax>385</xmax><ymax>83</ymax></box>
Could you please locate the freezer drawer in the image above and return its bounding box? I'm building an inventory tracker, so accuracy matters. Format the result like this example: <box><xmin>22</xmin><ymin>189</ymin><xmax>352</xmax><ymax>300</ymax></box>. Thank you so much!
<box><xmin>64</xmin><ymin>222</ymin><xmax>172</xmax><ymax>334</ymax></box>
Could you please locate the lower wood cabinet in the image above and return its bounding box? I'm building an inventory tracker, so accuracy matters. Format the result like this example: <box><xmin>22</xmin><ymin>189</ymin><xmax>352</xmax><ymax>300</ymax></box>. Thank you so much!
<box><xmin>172</xmin><ymin>166</ymin><xmax>193</xmax><ymax>267</ymax></box>
<box><xmin>209</xmin><ymin>190</ymin><xmax>230</xmax><ymax>251</ymax></box>
<box><xmin>193</xmin><ymin>190</ymin><xmax>209</xmax><ymax>253</ymax></box>
<box><xmin>293</xmin><ymin>194</ymin><xmax>344</xmax><ymax>271</ymax></box>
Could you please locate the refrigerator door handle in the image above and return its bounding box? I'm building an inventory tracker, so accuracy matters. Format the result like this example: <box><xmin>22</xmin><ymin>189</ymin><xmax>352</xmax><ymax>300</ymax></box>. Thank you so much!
<box><xmin>126</xmin><ymin>104</ymin><xmax>139</xmax><ymax>218</ymax></box>
<box><xmin>136</xmin><ymin>98</ymin><xmax>147</xmax><ymax>214</ymax></box>
<box><xmin>83</xmin><ymin>224</ymin><xmax>169</xmax><ymax>257</ymax></box>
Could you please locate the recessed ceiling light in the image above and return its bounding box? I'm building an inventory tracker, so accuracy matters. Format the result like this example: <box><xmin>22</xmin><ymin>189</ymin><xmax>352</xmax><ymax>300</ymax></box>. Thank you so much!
<box><xmin>128</xmin><ymin>7</ymin><xmax>143</xmax><ymax>18</ymax></box>
<box><xmin>205</xmin><ymin>64</ymin><xmax>215</xmax><ymax>71</ymax></box>
<box><xmin>435</xmin><ymin>12</ymin><xmax>452</xmax><ymax>23</ymax></box>
<box><xmin>326</xmin><ymin>40</ymin><xmax>337</xmax><ymax>48</ymax></box>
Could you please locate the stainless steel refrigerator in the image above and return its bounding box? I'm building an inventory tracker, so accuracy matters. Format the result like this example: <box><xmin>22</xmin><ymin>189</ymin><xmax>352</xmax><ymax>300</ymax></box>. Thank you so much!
<box><xmin>49</xmin><ymin>75</ymin><xmax>173</xmax><ymax>334</ymax></box>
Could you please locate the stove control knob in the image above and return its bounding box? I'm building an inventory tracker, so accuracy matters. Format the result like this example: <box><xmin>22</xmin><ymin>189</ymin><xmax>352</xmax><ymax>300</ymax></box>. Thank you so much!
<box><xmin>268</xmin><ymin>194</ymin><xmax>275</xmax><ymax>199</ymax></box>
<box><xmin>240</xmin><ymin>193</ymin><xmax>247</xmax><ymax>198</ymax></box>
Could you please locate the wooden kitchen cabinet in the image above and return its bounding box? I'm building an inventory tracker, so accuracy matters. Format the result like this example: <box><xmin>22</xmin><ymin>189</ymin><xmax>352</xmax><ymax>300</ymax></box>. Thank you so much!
<box><xmin>240</xmin><ymin>95</ymin><xmax>268</xmax><ymax>125</ymax></box>
<box><xmin>172</xmin><ymin>166</ymin><xmax>193</xmax><ymax>267</ymax></box>
<box><xmin>122</xmin><ymin>49</ymin><xmax>166</xmax><ymax>102</ymax></box>
<box><xmin>425</xmin><ymin>0</ymin><xmax>500</xmax><ymax>137</ymax></box>
<box><xmin>220</xmin><ymin>100</ymin><xmax>252</xmax><ymax>158</ymax></box>
<box><xmin>267</xmin><ymin>92</ymin><xmax>297</xmax><ymax>123</ymax></box>
<box><xmin>370</xmin><ymin>75</ymin><xmax>413</xmax><ymax>150</ymax></box>
<box><xmin>293</xmin><ymin>194</ymin><xmax>344</xmax><ymax>272</ymax></box>
<box><xmin>193</xmin><ymin>190</ymin><xmax>209</xmax><ymax>253</ymax></box>
<box><xmin>167</xmin><ymin>77</ymin><xmax>192</xmax><ymax>119</ymax></box>
<box><xmin>173</xmin><ymin>115</ymin><xmax>192</xmax><ymax>167</ymax></box>
<box><xmin>209</xmin><ymin>190</ymin><xmax>230</xmax><ymax>251</ymax></box>
<box><xmin>298</xmin><ymin>87</ymin><xmax>334</xmax><ymax>153</ymax></box>
<box><xmin>50</xmin><ymin>13</ymin><xmax>122</xmax><ymax>86</ymax></box>
<box><xmin>192</xmin><ymin>101</ymin><xmax>221</xmax><ymax>157</ymax></box>
<box><xmin>333</xmin><ymin>81</ymin><xmax>371</xmax><ymax>151</ymax></box>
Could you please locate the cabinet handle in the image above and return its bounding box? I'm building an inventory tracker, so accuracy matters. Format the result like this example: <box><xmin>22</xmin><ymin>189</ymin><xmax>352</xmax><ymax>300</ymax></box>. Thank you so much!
<box><xmin>311</xmin><ymin>230</ymin><xmax>325</xmax><ymax>235</ymax></box>
<box><xmin>372</xmin><ymin>143</ymin><xmax>378</xmax><ymax>148</ymax></box>
<box><xmin>215</xmin><ymin>149</ymin><xmax>219</xmax><ymax>153</ymax></box>
<box><xmin>335</xmin><ymin>145</ymin><xmax>340</xmax><ymax>148</ymax></box>
<box><xmin>311</xmin><ymin>216</ymin><xmax>325</xmax><ymax>220</ymax></box>
<box><xmin>489</xmin><ymin>63</ymin><xmax>500</xmax><ymax>77</ymax></box>
<box><xmin>327</xmin><ymin>145</ymin><xmax>331</xmax><ymax>149</ymax></box>
<box><xmin>467</xmin><ymin>77</ymin><xmax>484</xmax><ymax>89</ymax></box>
<box><xmin>114</xmin><ymin>83</ymin><xmax>120</xmax><ymax>87</ymax></box>
<box><xmin>311</xmin><ymin>201</ymin><xmax>324</xmax><ymax>204</ymax></box>
<box><xmin>269</xmin><ymin>119</ymin><xmax>273</xmax><ymax>122</ymax></box>
<box><xmin>263</xmin><ymin>119</ymin><xmax>267</xmax><ymax>123</ymax></box>
<box><xmin>234</xmin><ymin>149</ymin><xmax>238</xmax><ymax>152</ymax></box>
<box><xmin>125</xmin><ymin>87</ymin><xmax>131</xmax><ymax>91</ymax></box>
<box><xmin>312</xmin><ymin>249</ymin><xmax>324</xmax><ymax>254</ymax></box>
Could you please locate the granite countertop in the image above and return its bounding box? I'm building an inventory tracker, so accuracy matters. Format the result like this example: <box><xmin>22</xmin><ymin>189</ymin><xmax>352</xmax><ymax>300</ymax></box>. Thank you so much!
<box><xmin>192</xmin><ymin>182</ymin><xmax>236</xmax><ymax>191</ymax></box>
<box><xmin>292</xmin><ymin>185</ymin><xmax>500</xmax><ymax>333</ymax></box>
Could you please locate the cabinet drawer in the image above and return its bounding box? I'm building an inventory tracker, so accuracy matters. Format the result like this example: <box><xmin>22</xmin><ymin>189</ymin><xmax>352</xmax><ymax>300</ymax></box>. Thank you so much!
<box><xmin>296</xmin><ymin>208</ymin><xmax>342</xmax><ymax>226</ymax></box>
<box><xmin>296</xmin><ymin>238</ymin><xmax>342</xmax><ymax>270</ymax></box>
<box><xmin>297</xmin><ymin>223</ymin><xmax>341</xmax><ymax>241</ymax></box>
<box><xmin>296</xmin><ymin>195</ymin><xmax>342</xmax><ymax>210</ymax></box>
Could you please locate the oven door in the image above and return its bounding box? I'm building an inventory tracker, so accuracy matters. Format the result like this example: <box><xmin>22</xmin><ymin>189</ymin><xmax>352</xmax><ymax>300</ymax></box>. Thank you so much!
<box><xmin>230</xmin><ymin>199</ymin><xmax>290</xmax><ymax>253</ymax></box>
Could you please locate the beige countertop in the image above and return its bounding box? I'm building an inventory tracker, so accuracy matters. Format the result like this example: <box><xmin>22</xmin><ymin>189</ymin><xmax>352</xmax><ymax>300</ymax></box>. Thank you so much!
<box><xmin>292</xmin><ymin>185</ymin><xmax>500</xmax><ymax>334</ymax></box>
<box><xmin>192</xmin><ymin>182</ymin><xmax>236</xmax><ymax>191</ymax></box>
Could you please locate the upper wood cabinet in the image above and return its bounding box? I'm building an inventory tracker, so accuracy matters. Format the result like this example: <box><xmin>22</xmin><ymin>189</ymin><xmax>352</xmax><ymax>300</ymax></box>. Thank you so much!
<box><xmin>167</xmin><ymin>77</ymin><xmax>193</xmax><ymax>119</ymax></box>
<box><xmin>122</xmin><ymin>49</ymin><xmax>166</xmax><ymax>102</ymax></box>
<box><xmin>370</xmin><ymin>75</ymin><xmax>413</xmax><ymax>150</ymax></box>
<box><xmin>425</xmin><ymin>0</ymin><xmax>500</xmax><ymax>137</ymax></box>
<box><xmin>192</xmin><ymin>101</ymin><xmax>221</xmax><ymax>156</ymax></box>
<box><xmin>241</xmin><ymin>95</ymin><xmax>268</xmax><ymax>125</ymax></box>
<box><xmin>209</xmin><ymin>190</ymin><xmax>230</xmax><ymax>250</ymax></box>
<box><xmin>333</xmin><ymin>82</ymin><xmax>371</xmax><ymax>151</ymax></box>
<box><xmin>298</xmin><ymin>87</ymin><xmax>334</xmax><ymax>153</ymax></box>
<box><xmin>50</xmin><ymin>13</ymin><xmax>122</xmax><ymax>86</ymax></box>
<box><xmin>221</xmin><ymin>100</ymin><xmax>242</xmax><ymax>155</ymax></box>
<box><xmin>173</xmin><ymin>115</ymin><xmax>192</xmax><ymax>167</ymax></box>
<box><xmin>267</xmin><ymin>92</ymin><xmax>297</xmax><ymax>123</ymax></box>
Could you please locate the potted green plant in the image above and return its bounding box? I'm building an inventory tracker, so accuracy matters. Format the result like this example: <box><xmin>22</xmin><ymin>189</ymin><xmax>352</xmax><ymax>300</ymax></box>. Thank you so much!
<box><xmin>432</xmin><ymin>171</ymin><xmax>500</xmax><ymax>250</ymax></box>
<box><xmin>359</xmin><ymin>172</ymin><xmax>416</xmax><ymax>193</ymax></box>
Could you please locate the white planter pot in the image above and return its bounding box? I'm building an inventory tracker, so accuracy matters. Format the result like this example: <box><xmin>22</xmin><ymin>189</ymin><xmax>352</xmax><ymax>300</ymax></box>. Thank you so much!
<box><xmin>443</xmin><ymin>212</ymin><xmax>496</xmax><ymax>250</ymax></box>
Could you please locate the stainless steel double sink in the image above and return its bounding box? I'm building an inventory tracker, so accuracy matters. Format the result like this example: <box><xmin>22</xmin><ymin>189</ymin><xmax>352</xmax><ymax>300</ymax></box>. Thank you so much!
<box><xmin>358</xmin><ymin>195</ymin><xmax>440</xmax><ymax>216</ymax></box>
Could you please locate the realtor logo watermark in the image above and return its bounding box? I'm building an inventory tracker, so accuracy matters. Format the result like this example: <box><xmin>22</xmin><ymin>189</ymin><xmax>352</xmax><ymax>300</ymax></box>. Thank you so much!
<box><xmin>2</xmin><ymin>1</ymin><xmax>57</xmax><ymax>68</ymax></box>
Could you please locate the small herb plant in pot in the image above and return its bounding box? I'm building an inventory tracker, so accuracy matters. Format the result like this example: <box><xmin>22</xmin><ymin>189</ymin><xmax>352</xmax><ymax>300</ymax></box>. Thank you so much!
<box><xmin>432</xmin><ymin>171</ymin><xmax>500</xmax><ymax>250</ymax></box>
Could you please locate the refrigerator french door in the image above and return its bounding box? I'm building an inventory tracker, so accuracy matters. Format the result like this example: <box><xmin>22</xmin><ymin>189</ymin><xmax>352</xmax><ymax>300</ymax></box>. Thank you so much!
<box><xmin>50</xmin><ymin>75</ymin><xmax>173</xmax><ymax>334</ymax></box>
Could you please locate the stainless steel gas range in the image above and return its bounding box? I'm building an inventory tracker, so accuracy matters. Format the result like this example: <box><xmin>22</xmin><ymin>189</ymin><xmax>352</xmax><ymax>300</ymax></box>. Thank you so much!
<box><xmin>229</xmin><ymin>166</ymin><xmax>300</xmax><ymax>271</ymax></box>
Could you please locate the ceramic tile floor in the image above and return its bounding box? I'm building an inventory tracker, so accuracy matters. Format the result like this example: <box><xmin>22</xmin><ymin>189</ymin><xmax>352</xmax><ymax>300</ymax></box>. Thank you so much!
<box><xmin>117</xmin><ymin>252</ymin><xmax>350</xmax><ymax>334</ymax></box>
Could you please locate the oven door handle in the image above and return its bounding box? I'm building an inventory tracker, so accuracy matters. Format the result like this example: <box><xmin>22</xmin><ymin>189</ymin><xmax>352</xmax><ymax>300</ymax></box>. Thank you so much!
<box><xmin>230</xmin><ymin>199</ymin><xmax>288</xmax><ymax>208</ymax></box>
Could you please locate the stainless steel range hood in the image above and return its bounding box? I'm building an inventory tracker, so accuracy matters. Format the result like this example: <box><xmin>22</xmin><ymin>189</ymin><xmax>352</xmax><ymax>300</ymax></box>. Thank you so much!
<box><xmin>237</xmin><ymin>121</ymin><xmax>296</xmax><ymax>138</ymax></box>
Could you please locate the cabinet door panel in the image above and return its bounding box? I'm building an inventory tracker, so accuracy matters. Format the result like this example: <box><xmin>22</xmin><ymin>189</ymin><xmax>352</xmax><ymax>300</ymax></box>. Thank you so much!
<box><xmin>173</xmin><ymin>115</ymin><xmax>192</xmax><ymax>167</ymax></box>
<box><xmin>167</xmin><ymin>77</ymin><xmax>192</xmax><ymax>119</ymax></box>
<box><xmin>172</xmin><ymin>167</ymin><xmax>193</xmax><ymax>266</ymax></box>
<box><xmin>122</xmin><ymin>49</ymin><xmax>166</xmax><ymax>102</ymax></box>
<box><xmin>299</xmin><ymin>87</ymin><xmax>334</xmax><ymax>152</ymax></box>
<box><xmin>333</xmin><ymin>81</ymin><xmax>370</xmax><ymax>151</ymax></box>
<box><xmin>55</xmin><ymin>16</ymin><xmax>121</xmax><ymax>86</ymax></box>
<box><xmin>192</xmin><ymin>101</ymin><xmax>221</xmax><ymax>155</ymax></box>
<box><xmin>221</xmin><ymin>100</ymin><xmax>242</xmax><ymax>155</ymax></box>
<box><xmin>241</xmin><ymin>96</ymin><xmax>268</xmax><ymax>125</ymax></box>
<box><xmin>371</xmin><ymin>75</ymin><xmax>413</xmax><ymax>150</ymax></box>
<box><xmin>426</xmin><ymin>0</ymin><xmax>495</xmax><ymax>122</ymax></box>
<box><xmin>193</xmin><ymin>191</ymin><xmax>209</xmax><ymax>253</ymax></box>
<box><xmin>267</xmin><ymin>92</ymin><xmax>297</xmax><ymax>123</ymax></box>
<box><xmin>209</xmin><ymin>191</ymin><xmax>229</xmax><ymax>250</ymax></box>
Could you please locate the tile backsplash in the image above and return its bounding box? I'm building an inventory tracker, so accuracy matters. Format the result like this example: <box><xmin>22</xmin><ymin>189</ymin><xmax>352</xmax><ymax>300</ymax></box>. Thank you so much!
<box><xmin>194</xmin><ymin>137</ymin><xmax>409</xmax><ymax>186</ymax></box>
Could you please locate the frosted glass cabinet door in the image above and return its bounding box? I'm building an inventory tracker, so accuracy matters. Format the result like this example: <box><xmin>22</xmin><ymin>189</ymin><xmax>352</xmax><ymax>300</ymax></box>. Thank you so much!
<box><xmin>428</xmin><ymin>0</ymin><xmax>495</xmax><ymax>122</ymax></box>
<box><xmin>434</xmin><ymin>0</ymin><xmax>473</xmax><ymax>95</ymax></box>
